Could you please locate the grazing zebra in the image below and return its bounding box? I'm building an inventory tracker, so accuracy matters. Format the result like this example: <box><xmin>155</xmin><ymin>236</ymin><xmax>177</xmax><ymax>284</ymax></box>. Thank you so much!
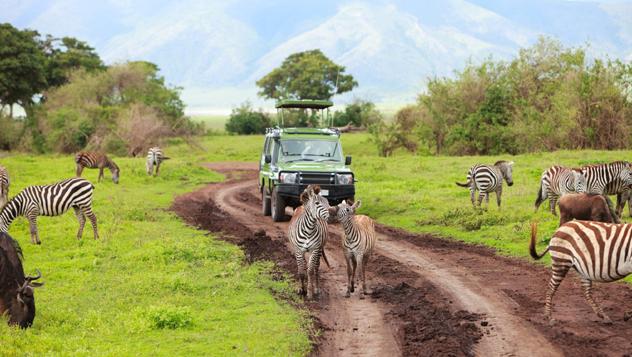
<box><xmin>146</xmin><ymin>147</ymin><xmax>169</xmax><ymax>176</ymax></box>
<box><xmin>0</xmin><ymin>165</ymin><xmax>9</xmax><ymax>209</ymax></box>
<box><xmin>530</xmin><ymin>221</ymin><xmax>632</xmax><ymax>324</ymax></box>
<box><xmin>75</xmin><ymin>152</ymin><xmax>120</xmax><ymax>184</ymax></box>
<box><xmin>0</xmin><ymin>178</ymin><xmax>98</xmax><ymax>244</ymax></box>
<box><xmin>534</xmin><ymin>166</ymin><xmax>585</xmax><ymax>215</ymax></box>
<box><xmin>288</xmin><ymin>185</ymin><xmax>330</xmax><ymax>299</ymax></box>
<box><xmin>456</xmin><ymin>161</ymin><xmax>514</xmax><ymax>209</ymax></box>
<box><xmin>333</xmin><ymin>199</ymin><xmax>376</xmax><ymax>299</ymax></box>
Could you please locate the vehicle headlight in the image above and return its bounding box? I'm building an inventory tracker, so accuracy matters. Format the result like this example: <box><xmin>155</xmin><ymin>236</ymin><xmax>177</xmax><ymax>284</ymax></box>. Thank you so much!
<box><xmin>336</xmin><ymin>173</ymin><xmax>353</xmax><ymax>185</ymax></box>
<box><xmin>279</xmin><ymin>172</ymin><xmax>298</xmax><ymax>184</ymax></box>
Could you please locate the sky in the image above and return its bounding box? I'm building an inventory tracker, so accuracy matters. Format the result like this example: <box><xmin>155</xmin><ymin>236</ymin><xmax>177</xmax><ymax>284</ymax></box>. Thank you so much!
<box><xmin>1</xmin><ymin>0</ymin><xmax>631</xmax><ymax>114</ymax></box>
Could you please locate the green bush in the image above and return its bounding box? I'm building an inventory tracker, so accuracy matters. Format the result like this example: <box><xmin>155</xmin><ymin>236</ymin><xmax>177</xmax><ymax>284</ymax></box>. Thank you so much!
<box><xmin>225</xmin><ymin>102</ymin><xmax>271</xmax><ymax>134</ymax></box>
<box><xmin>145</xmin><ymin>306</ymin><xmax>193</xmax><ymax>330</ymax></box>
<box><xmin>333</xmin><ymin>100</ymin><xmax>382</xmax><ymax>127</ymax></box>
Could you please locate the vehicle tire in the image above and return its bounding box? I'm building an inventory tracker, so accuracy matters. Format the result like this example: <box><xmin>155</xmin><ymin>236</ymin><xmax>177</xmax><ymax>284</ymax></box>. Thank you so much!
<box><xmin>262</xmin><ymin>187</ymin><xmax>271</xmax><ymax>216</ymax></box>
<box><xmin>271</xmin><ymin>187</ymin><xmax>286</xmax><ymax>222</ymax></box>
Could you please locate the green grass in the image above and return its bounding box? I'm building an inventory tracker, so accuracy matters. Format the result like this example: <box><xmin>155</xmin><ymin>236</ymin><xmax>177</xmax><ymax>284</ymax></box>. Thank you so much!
<box><xmin>0</xmin><ymin>152</ymin><xmax>311</xmax><ymax>356</ymax></box>
<box><xmin>174</xmin><ymin>133</ymin><xmax>632</xmax><ymax>268</ymax></box>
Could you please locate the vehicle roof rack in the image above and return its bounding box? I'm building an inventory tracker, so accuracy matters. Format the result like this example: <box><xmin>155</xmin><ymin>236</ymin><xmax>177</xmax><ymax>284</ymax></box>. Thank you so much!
<box><xmin>275</xmin><ymin>99</ymin><xmax>334</xmax><ymax>109</ymax></box>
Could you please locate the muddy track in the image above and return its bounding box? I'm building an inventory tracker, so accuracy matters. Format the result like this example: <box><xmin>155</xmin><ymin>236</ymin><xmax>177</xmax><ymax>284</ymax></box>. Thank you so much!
<box><xmin>174</xmin><ymin>163</ymin><xmax>632</xmax><ymax>357</ymax></box>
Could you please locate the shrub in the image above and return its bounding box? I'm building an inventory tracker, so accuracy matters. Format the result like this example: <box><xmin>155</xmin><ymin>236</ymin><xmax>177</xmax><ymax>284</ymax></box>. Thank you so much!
<box><xmin>333</xmin><ymin>99</ymin><xmax>382</xmax><ymax>128</ymax></box>
<box><xmin>145</xmin><ymin>306</ymin><xmax>193</xmax><ymax>330</ymax></box>
<box><xmin>225</xmin><ymin>102</ymin><xmax>271</xmax><ymax>134</ymax></box>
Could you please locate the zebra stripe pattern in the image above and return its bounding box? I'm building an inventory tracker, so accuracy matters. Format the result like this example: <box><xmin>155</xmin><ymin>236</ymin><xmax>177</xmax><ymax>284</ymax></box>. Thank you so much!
<box><xmin>530</xmin><ymin>221</ymin><xmax>632</xmax><ymax>323</ymax></box>
<box><xmin>288</xmin><ymin>185</ymin><xmax>330</xmax><ymax>299</ymax></box>
<box><xmin>581</xmin><ymin>161</ymin><xmax>632</xmax><ymax>195</ymax></box>
<box><xmin>0</xmin><ymin>165</ymin><xmax>9</xmax><ymax>209</ymax></box>
<box><xmin>0</xmin><ymin>178</ymin><xmax>98</xmax><ymax>244</ymax></box>
<box><xmin>146</xmin><ymin>147</ymin><xmax>169</xmax><ymax>176</ymax></box>
<box><xmin>75</xmin><ymin>152</ymin><xmax>120</xmax><ymax>184</ymax></box>
<box><xmin>604</xmin><ymin>180</ymin><xmax>632</xmax><ymax>217</ymax></box>
<box><xmin>335</xmin><ymin>199</ymin><xmax>376</xmax><ymax>298</ymax></box>
<box><xmin>456</xmin><ymin>161</ymin><xmax>514</xmax><ymax>209</ymax></box>
<box><xmin>534</xmin><ymin>166</ymin><xmax>585</xmax><ymax>215</ymax></box>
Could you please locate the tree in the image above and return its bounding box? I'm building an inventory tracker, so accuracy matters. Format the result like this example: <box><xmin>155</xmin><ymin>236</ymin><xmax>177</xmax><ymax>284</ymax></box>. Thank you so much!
<box><xmin>256</xmin><ymin>49</ymin><xmax>357</xmax><ymax>100</ymax></box>
<box><xmin>40</xmin><ymin>35</ymin><xmax>105</xmax><ymax>88</ymax></box>
<box><xmin>0</xmin><ymin>23</ymin><xmax>47</xmax><ymax>117</ymax></box>
<box><xmin>225</xmin><ymin>102</ymin><xmax>271</xmax><ymax>134</ymax></box>
<box><xmin>333</xmin><ymin>99</ymin><xmax>382</xmax><ymax>128</ymax></box>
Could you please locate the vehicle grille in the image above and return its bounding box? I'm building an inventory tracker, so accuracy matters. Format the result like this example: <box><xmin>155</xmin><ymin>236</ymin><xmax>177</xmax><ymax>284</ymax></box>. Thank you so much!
<box><xmin>299</xmin><ymin>172</ymin><xmax>335</xmax><ymax>185</ymax></box>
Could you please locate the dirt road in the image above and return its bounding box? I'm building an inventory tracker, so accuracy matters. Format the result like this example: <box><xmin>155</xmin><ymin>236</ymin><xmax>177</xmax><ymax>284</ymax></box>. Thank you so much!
<box><xmin>173</xmin><ymin>163</ymin><xmax>632</xmax><ymax>356</ymax></box>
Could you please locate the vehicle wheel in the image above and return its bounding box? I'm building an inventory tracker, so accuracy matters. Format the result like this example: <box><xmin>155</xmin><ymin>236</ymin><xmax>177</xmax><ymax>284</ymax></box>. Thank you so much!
<box><xmin>271</xmin><ymin>187</ymin><xmax>286</xmax><ymax>222</ymax></box>
<box><xmin>262</xmin><ymin>187</ymin><xmax>271</xmax><ymax>216</ymax></box>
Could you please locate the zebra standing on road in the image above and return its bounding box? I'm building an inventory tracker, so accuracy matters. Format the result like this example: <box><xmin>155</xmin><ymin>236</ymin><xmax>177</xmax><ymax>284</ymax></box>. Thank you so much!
<box><xmin>0</xmin><ymin>165</ymin><xmax>9</xmax><ymax>209</ymax></box>
<box><xmin>456</xmin><ymin>161</ymin><xmax>514</xmax><ymax>209</ymax></box>
<box><xmin>0</xmin><ymin>178</ymin><xmax>98</xmax><ymax>244</ymax></box>
<box><xmin>75</xmin><ymin>152</ymin><xmax>120</xmax><ymax>184</ymax></box>
<box><xmin>288</xmin><ymin>185</ymin><xmax>330</xmax><ymax>299</ymax></box>
<box><xmin>146</xmin><ymin>147</ymin><xmax>169</xmax><ymax>176</ymax></box>
<box><xmin>333</xmin><ymin>199</ymin><xmax>376</xmax><ymax>299</ymax></box>
<box><xmin>530</xmin><ymin>221</ymin><xmax>632</xmax><ymax>324</ymax></box>
<box><xmin>534</xmin><ymin>166</ymin><xmax>585</xmax><ymax>215</ymax></box>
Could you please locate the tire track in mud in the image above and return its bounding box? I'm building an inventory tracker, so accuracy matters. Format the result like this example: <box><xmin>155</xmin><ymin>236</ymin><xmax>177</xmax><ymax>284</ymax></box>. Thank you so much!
<box><xmin>174</xmin><ymin>162</ymin><xmax>632</xmax><ymax>357</ymax></box>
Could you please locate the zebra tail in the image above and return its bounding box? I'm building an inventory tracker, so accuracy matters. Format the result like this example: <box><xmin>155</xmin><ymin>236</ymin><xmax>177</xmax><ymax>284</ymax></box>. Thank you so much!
<box><xmin>162</xmin><ymin>156</ymin><xmax>171</xmax><ymax>160</ymax></box>
<box><xmin>529</xmin><ymin>222</ymin><xmax>549</xmax><ymax>260</ymax></box>
<box><xmin>321</xmin><ymin>248</ymin><xmax>331</xmax><ymax>268</ymax></box>
<box><xmin>534</xmin><ymin>183</ymin><xmax>545</xmax><ymax>211</ymax></box>
<box><xmin>455</xmin><ymin>180</ymin><xmax>470</xmax><ymax>187</ymax></box>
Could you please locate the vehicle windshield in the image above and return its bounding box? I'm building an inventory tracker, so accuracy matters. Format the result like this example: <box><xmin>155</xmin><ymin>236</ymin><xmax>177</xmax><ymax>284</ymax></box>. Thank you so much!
<box><xmin>278</xmin><ymin>139</ymin><xmax>342</xmax><ymax>163</ymax></box>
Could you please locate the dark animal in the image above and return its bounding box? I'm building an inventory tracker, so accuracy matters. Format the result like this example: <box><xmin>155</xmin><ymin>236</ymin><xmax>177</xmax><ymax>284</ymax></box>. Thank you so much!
<box><xmin>558</xmin><ymin>193</ymin><xmax>615</xmax><ymax>226</ymax></box>
<box><xmin>287</xmin><ymin>185</ymin><xmax>330</xmax><ymax>299</ymax></box>
<box><xmin>75</xmin><ymin>152</ymin><xmax>120</xmax><ymax>184</ymax></box>
<box><xmin>530</xmin><ymin>221</ymin><xmax>632</xmax><ymax>324</ymax></box>
<box><xmin>0</xmin><ymin>232</ymin><xmax>43</xmax><ymax>328</ymax></box>
<box><xmin>456</xmin><ymin>161</ymin><xmax>514</xmax><ymax>209</ymax></box>
<box><xmin>534</xmin><ymin>166</ymin><xmax>585</xmax><ymax>215</ymax></box>
<box><xmin>0</xmin><ymin>178</ymin><xmax>98</xmax><ymax>244</ymax></box>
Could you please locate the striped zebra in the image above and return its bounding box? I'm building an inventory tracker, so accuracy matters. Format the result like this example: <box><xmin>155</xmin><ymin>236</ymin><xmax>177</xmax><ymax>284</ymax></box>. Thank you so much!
<box><xmin>288</xmin><ymin>185</ymin><xmax>330</xmax><ymax>299</ymax></box>
<box><xmin>534</xmin><ymin>166</ymin><xmax>585</xmax><ymax>215</ymax></box>
<box><xmin>333</xmin><ymin>199</ymin><xmax>376</xmax><ymax>299</ymax></box>
<box><xmin>0</xmin><ymin>178</ymin><xmax>98</xmax><ymax>244</ymax></box>
<box><xmin>604</xmin><ymin>180</ymin><xmax>632</xmax><ymax>217</ymax></box>
<box><xmin>456</xmin><ymin>161</ymin><xmax>514</xmax><ymax>209</ymax></box>
<box><xmin>0</xmin><ymin>165</ymin><xmax>9</xmax><ymax>209</ymax></box>
<box><xmin>75</xmin><ymin>152</ymin><xmax>120</xmax><ymax>184</ymax></box>
<box><xmin>581</xmin><ymin>161</ymin><xmax>632</xmax><ymax>195</ymax></box>
<box><xmin>146</xmin><ymin>147</ymin><xmax>170</xmax><ymax>176</ymax></box>
<box><xmin>530</xmin><ymin>221</ymin><xmax>632</xmax><ymax>324</ymax></box>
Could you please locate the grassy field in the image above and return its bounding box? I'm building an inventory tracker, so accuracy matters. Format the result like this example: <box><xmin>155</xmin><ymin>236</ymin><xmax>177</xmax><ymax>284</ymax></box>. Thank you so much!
<box><xmin>190</xmin><ymin>114</ymin><xmax>228</xmax><ymax>132</ymax></box>
<box><xmin>179</xmin><ymin>133</ymin><xmax>632</xmax><ymax>266</ymax></box>
<box><xmin>0</xmin><ymin>150</ymin><xmax>311</xmax><ymax>355</ymax></box>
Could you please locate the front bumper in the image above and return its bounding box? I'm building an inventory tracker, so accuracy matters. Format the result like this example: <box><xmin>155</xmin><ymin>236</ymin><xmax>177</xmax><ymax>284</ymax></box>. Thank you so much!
<box><xmin>277</xmin><ymin>184</ymin><xmax>355</xmax><ymax>204</ymax></box>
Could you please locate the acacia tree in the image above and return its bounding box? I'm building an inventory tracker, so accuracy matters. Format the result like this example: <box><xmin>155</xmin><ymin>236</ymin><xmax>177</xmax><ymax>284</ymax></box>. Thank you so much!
<box><xmin>256</xmin><ymin>49</ymin><xmax>357</xmax><ymax>100</ymax></box>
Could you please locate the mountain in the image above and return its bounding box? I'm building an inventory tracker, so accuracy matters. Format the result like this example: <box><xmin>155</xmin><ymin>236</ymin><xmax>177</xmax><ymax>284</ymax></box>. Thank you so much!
<box><xmin>2</xmin><ymin>0</ymin><xmax>631</xmax><ymax>112</ymax></box>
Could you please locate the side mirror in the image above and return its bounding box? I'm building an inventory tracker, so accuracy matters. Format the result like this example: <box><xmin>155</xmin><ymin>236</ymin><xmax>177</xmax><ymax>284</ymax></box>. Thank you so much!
<box><xmin>265</xmin><ymin>154</ymin><xmax>272</xmax><ymax>164</ymax></box>
<box><xmin>345</xmin><ymin>156</ymin><xmax>352</xmax><ymax>165</ymax></box>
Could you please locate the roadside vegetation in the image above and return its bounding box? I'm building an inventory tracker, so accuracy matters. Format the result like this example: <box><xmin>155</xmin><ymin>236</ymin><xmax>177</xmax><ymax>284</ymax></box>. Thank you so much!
<box><xmin>0</xmin><ymin>148</ymin><xmax>311</xmax><ymax>355</ymax></box>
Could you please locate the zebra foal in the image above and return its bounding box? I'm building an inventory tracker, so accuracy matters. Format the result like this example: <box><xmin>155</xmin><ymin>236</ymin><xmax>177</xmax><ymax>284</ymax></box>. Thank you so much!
<box><xmin>75</xmin><ymin>152</ymin><xmax>120</xmax><ymax>184</ymax></box>
<box><xmin>0</xmin><ymin>165</ymin><xmax>9</xmax><ymax>209</ymax></box>
<box><xmin>288</xmin><ymin>185</ymin><xmax>330</xmax><ymax>299</ymax></box>
<box><xmin>534</xmin><ymin>166</ymin><xmax>585</xmax><ymax>215</ymax></box>
<box><xmin>456</xmin><ymin>161</ymin><xmax>514</xmax><ymax>209</ymax></box>
<box><xmin>0</xmin><ymin>178</ymin><xmax>98</xmax><ymax>244</ymax></box>
<box><xmin>530</xmin><ymin>221</ymin><xmax>632</xmax><ymax>324</ymax></box>
<box><xmin>146</xmin><ymin>147</ymin><xmax>170</xmax><ymax>176</ymax></box>
<box><xmin>333</xmin><ymin>199</ymin><xmax>376</xmax><ymax>298</ymax></box>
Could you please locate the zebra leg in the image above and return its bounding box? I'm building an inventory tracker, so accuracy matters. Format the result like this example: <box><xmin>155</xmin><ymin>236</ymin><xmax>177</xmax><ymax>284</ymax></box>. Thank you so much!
<box><xmin>146</xmin><ymin>161</ymin><xmax>153</xmax><ymax>176</ymax></box>
<box><xmin>27</xmin><ymin>212</ymin><xmax>40</xmax><ymax>245</ymax></box>
<box><xmin>581</xmin><ymin>278</ymin><xmax>612</xmax><ymax>324</ymax></box>
<box><xmin>470</xmin><ymin>187</ymin><xmax>476</xmax><ymax>207</ymax></box>
<box><xmin>155</xmin><ymin>162</ymin><xmax>161</xmax><ymax>177</ymax></box>
<box><xmin>344</xmin><ymin>251</ymin><xmax>353</xmax><ymax>298</ymax></box>
<box><xmin>295</xmin><ymin>252</ymin><xmax>307</xmax><ymax>296</ymax></box>
<box><xmin>350</xmin><ymin>255</ymin><xmax>357</xmax><ymax>293</ymax></box>
<box><xmin>496</xmin><ymin>187</ymin><xmax>503</xmax><ymax>209</ymax></box>
<box><xmin>74</xmin><ymin>206</ymin><xmax>86</xmax><ymax>240</ymax></box>
<box><xmin>76</xmin><ymin>164</ymin><xmax>84</xmax><ymax>177</ymax></box>
<box><xmin>550</xmin><ymin>195</ymin><xmax>558</xmax><ymax>216</ymax></box>
<box><xmin>82</xmin><ymin>206</ymin><xmax>99</xmax><ymax>240</ymax></box>
<box><xmin>477</xmin><ymin>191</ymin><xmax>485</xmax><ymax>208</ymax></box>
<box><xmin>307</xmin><ymin>250</ymin><xmax>322</xmax><ymax>299</ymax></box>
<box><xmin>98</xmin><ymin>167</ymin><xmax>104</xmax><ymax>182</ymax></box>
<box><xmin>544</xmin><ymin>261</ymin><xmax>570</xmax><ymax>323</ymax></box>
<box><xmin>360</xmin><ymin>254</ymin><xmax>369</xmax><ymax>299</ymax></box>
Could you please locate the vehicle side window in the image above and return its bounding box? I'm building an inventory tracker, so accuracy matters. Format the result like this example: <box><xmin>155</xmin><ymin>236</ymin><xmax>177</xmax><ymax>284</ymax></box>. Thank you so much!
<box><xmin>262</xmin><ymin>137</ymin><xmax>270</xmax><ymax>162</ymax></box>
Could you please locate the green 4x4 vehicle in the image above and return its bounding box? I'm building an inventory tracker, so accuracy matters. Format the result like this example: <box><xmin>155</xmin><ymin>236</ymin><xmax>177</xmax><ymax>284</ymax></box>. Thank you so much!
<box><xmin>259</xmin><ymin>99</ymin><xmax>355</xmax><ymax>222</ymax></box>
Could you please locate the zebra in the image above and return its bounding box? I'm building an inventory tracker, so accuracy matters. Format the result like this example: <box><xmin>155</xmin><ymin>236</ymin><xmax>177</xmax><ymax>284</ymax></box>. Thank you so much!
<box><xmin>288</xmin><ymin>185</ymin><xmax>330</xmax><ymax>299</ymax></box>
<box><xmin>0</xmin><ymin>165</ymin><xmax>9</xmax><ymax>209</ymax></box>
<box><xmin>0</xmin><ymin>178</ymin><xmax>98</xmax><ymax>244</ymax></box>
<box><xmin>146</xmin><ymin>147</ymin><xmax>170</xmax><ymax>176</ymax></box>
<box><xmin>581</xmin><ymin>161</ymin><xmax>632</xmax><ymax>195</ymax></box>
<box><xmin>333</xmin><ymin>199</ymin><xmax>376</xmax><ymax>299</ymax></box>
<box><xmin>75</xmin><ymin>152</ymin><xmax>120</xmax><ymax>184</ymax></box>
<box><xmin>603</xmin><ymin>180</ymin><xmax>632</xmax><ymax>218</ymax></box>
<box><xmin>534</xmin><ymin>166</ymin><xmax>586</xmax><ymax>215</ymax></box>
<box><xmin>456</xmin><ymin>161</ymin><xmax>514</xmax><ymax>209</ymax></box>
<box><xmin>530</xmin><ymin>221</ymin><xmax>632</xmax><ymax>324</ymax></box>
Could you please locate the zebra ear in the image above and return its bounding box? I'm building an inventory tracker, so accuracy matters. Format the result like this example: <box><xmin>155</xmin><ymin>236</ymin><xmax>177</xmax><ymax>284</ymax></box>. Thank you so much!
<box><xmin>312</xmin><ymin>185</ymin><xmax>321</xmax><ymax>195</ymax></box>
<box><xmin>300</xmin><ymin>192</ymin><xmax>308</xmax><ymax>204</ymax></box>
<box><xmin>352</xmin><ymin>200</ymin><xmax>362</xmax><ymax>210</ymax></box>
<box><xmin>508</xmin><ymin>161</ymin><xmax>514</xmax><ymax>166</ymax></box>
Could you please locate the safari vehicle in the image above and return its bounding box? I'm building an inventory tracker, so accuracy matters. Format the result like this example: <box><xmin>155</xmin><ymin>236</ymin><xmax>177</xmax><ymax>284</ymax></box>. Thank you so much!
<box><xmin>259</xmin><ymin>99</ymin><xmax>355</xmax><ymax>222</ymax></box>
